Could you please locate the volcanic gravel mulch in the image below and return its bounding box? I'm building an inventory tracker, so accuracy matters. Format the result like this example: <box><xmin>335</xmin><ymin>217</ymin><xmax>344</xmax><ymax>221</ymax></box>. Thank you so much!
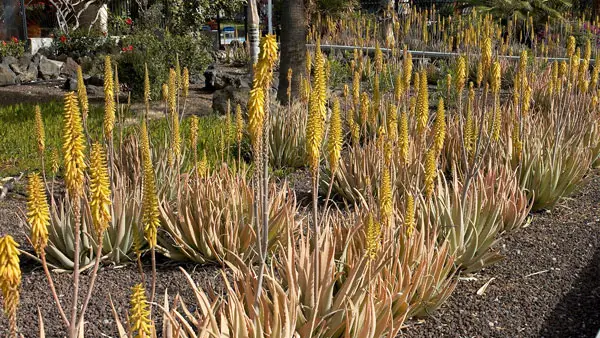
<box><xmin>402</xmin><ymin>174</ymin><xmax>600</xmax><ymax>338</ymax></box>
<box><xmin>0</xmin><ymin>174</ymin><xmax>599</xmax><ymax>337</ymax></box>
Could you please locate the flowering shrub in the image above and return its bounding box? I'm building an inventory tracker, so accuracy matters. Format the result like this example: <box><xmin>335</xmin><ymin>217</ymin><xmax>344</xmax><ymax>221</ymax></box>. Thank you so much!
<box><xmin>49</xmin><ymin>29</ymin><xmax>116</xmax><ymax>59</ymax></box>
<box><xmin>0</xmin><ymin>37</ymin><xmax>25</xmax><ymax>58</ymax></box>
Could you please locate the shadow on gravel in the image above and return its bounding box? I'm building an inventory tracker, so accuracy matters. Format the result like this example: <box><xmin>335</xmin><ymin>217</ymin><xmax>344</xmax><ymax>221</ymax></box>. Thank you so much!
<box><xmin>539</xmin><ymin>247</ymin><xmax>600</xmax><ymax>338</ymax></box>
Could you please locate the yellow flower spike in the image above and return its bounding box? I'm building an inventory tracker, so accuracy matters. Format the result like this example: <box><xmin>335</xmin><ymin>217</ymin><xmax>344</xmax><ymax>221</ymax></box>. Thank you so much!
<box><xmin>492</xmin><ymin>99</ymin><xmax>502</xmax><ymax>142</ymax></box>
<box><xmin>446</xmin><ymin>73</ymin><xmax>452</xmax><ymax>96</ymax></box>
<box><xmin>523</xmin><ymin>78</ymin><xmax>531</xmax><ymax>116</ymax></box>
<box><xmin>417</xmin><ymin>70</ymin><xmax>429</xmax><ymax>135</ymax></box>
<box><xmin>374</xmin><ymin>43</ymin><xmax>383</xmax><ymax>73</ymax></box>
<box><xmin>143</xmin><ymin>63</ymin><xmax>150</xmax><ymax>113</ymax></box>
<box><xmin>161</xmin><ymin>83</ymin><xmax>169</xmax><ymax>103</ymax></box>
<box><xmin>585</xmin><ymin>39</ymin><xmax>592</xmax><ymax>62</ymax></box>
<box><xmin>89</xmin><ymin>143</ymin><xmax>112</xmax><ymax>239</ymax></box>
<box><xmin>235</xmin><ymin>104</ymin><xmax>244</xmax><ymax>147</ymax></box>
<box><xmin>0</xmin><ymin>235</ymin><xmax>21</xmax><ymax>337</ymax></box>
<box><xmin>352</xmin><ymin>70</ymin><xmax>360</xmax><ymax>108</ymax></box>
<box><xmin>306</xmin><ymin>92</ymin><xmax>325</xmax><ymax>173</ymax></box>
<box><xmin>559</xmin><ymin>61</ymin><xmax>567</xmax><ymax>80</ymax></box>
<box><xmin>197</xmin><ymin>150</ymin><xmax>209</xmax><ymax>178</ymax></box>
<box><xmin>519</xmin><ymin>50</ymin><xmax>527</xmax><ymax>80</ymax></box>
<box><xmin>592</xmin><ymin>65</ymin><xmax>600</xmax><ymax>89</ymax></box>
<box><xmin>328</xmin><ymin>99</ymin><xmax>343</xmax><ymax>174</ymax></box>
<box><xmin>51</xmin><ymin>148</ymin><xmax>60</xmax><ymax>175</ymax></box>
<box><xmin>491</xmin><ymin>61</ymin><xmax>501</xmax><ymax>94</ymax></box>
<box><xmin>481</xmin><ymin>36</ymin><xmax>492</xmax><ymax>73</ymax></box>
<box><xmin>476</xmin><ymin>60</ymin><xmax>483</xmax><ymax>88</ymax></box>
<box><xmin>129</xmin><ymin>283</ymin><xmax>152</xmax><ymax>338</ymax></box>
<box><xmin>434</xmin><ymin>97</ymin><xmax>446</xmax><ymax>153</ymax></box>
<box><xmin>343</xmin><ymin>84</ymin><xmax>349</xmax><ymax>100</ymax></box>
<box><xmin>403</xmin><ymin>48</ymin><xmax>413</xmax><ymax>89</ymax></box>
<box><xmin>399</xmin><ymin>110</ymin><xmax>409</xmax><ymax>165</ymax></box>
<box><xmin>287</xmin><ymin>68</ymin><xmax>293</xmax><ymax>100</ymax></box>
<box><xmin>387</xmin><ymin>103</ymin><xmax>398</xmax><ymax>142</ymax></box>
<box><xmin>140</xmin><ymin>121</ymin><xmax>160</xmax><ymax>248</ymax></box>
<box><xmin>63</xmin><ymin>91</ymin><xmax>86</xmax><ymax>198</ymax></box>
<box><xmin>247</xmin><ymin>86</ymin><xmax>265</xmax><ymax>151</ymax></box>
<box><xmin>168</xmin><ymin>69</ymin><xmax>181</xmax><ymax>161</ymax></box>
<box><xmin>424</xmin><ymin>147</ymin><xmax>437</xmax><ymax>199</ymax></box>
<box><xmin>512</xmin><ymin>122</ymin><xmax>522</xmax><ymax>161</ymax></box>
<box><xmin>103</xmin><ymin>56</ymin><xmax>115</xmax><ymax>141</ymax></box>
<box><xmin>168</xmin><ymin>68</ymin><xmax>177</xmax><ymax>117</ymax></box>
<box><xmin>456</xmin><ymin>55</ymin><xmax>466</xmax><ymax>93</ymax></box>
<box><xmin>182</xmin><ymin>67</ymin><xmax>190</xmax><ymax>98</ymax></box>
<box><xmin>550</xmin><ymin>61</ymin><xmax>558</xmax><ymax>94</ymax></box>
<box><xmin>394</xmin><ymin>71</ymin><xmax>403</xmax><ymax>102</ymax></box>
<box><xmin>76</xmin><ymin>66</ymin><xmax>88</xmax><ymax>122</ymax></box>
<box><xmin>190</xmin><ymin>115</ymin><xmax>198</xmax><ymax>156</ymax></box>
<box><xmin>379</xmin><ymin>165</ymin><xmax>393</xmax><ymax>225</ymax></box>
<box><xmin>567</xmin><ymin>35</ymin><xmax>576</xmax><ymax>57</ymax></box>
<box><xmin>34</xmin><ymin>105</ymin><xmax>45</xmax><ymax>156</ymax></box>
<box><xmin>404</xmin><ymin>194</ymin><xmax>415</xmax><ymax>236</ymax></box>
<box><xmin>360</xmin><ymin>91</ymin><xmax>369</xmax><ymax>129</ymax></box>
<box><xmin>27</xmin><ymin>173</ymin><xmax>49</xmax><ymax>254</ymax></box>
<box><xmin>365</xmin><ymin>214</ymin><xmax>380</xmax><ymax>260</ymax></box>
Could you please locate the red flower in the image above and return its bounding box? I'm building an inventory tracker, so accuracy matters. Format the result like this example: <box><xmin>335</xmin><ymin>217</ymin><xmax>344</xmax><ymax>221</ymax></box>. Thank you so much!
<box><xmin>11</xmin><ymin>36</ymin><xmax>18</xmax><ymax>43</ymax></box>
<box><xmin>102</xmin><ymin>31</ymin><xmax>107</xmax><ymax>37</ymax></box>
<box><xmin>60</xmin><ymin>35</ymin><xmax>67</xmax><ymax>43</ymax></box>
<box><xmin>127</xmin><ymin>45</ymin><xmax>133</xmax><ymax>51</ymax></box>
<box><xmin>121</xmin><ymin>47</ymin><xmax>127</xmax><ymax>52</ymax></box>
<box><xmin>125</xmin><ymin>18</ymin><xmax>132</xmax><ymax>25</ymax></box>
<box><xmin>2</xmin><ymin>41</ymin><xmax>6</xmax><ymax>47</ymax></box>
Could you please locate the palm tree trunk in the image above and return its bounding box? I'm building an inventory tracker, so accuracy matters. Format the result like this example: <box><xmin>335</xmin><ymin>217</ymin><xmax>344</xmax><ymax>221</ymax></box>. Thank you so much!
<box><xmin>277</xmin><ymin>0</ymin><xmax>307</xmax><ymax>104</ymax></box>
<box><xmin>248</xmin><ymin>0</ymin><xmax>260</xmax><ymax>66</ymax></box>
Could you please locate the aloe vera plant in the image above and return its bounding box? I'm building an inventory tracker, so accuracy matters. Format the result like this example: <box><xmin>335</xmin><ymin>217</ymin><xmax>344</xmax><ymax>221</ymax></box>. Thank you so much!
<box><xmin>158</xmin><ymin>165</ymin><xmax>297</xmax><ymax>263</ymax></box>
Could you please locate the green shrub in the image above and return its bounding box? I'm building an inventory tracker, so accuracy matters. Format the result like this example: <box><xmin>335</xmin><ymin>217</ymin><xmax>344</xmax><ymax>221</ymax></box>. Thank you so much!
<box><xmin>117</xmin><ymin>29</ymin><xmax>211</xmax><ymax>99</ymax></box>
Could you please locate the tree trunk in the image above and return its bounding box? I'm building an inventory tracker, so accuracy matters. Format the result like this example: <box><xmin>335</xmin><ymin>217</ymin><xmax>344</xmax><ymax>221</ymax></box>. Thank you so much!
<box><xmin>277</xmin><ymin>0</ymin><xmax>307</xmax><ymax>104</ymax></box>
<box><xmin>248</xmin><ymin>0</ymin><xmax>260</xmax><ymax>66</ymax></box>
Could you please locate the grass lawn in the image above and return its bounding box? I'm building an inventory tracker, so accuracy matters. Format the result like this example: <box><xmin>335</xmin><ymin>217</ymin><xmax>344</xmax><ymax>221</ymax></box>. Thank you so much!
<box><xmin>0</xmin><ymin>101</ymin><xmax>228</xmax><ymax>177</ymax></box>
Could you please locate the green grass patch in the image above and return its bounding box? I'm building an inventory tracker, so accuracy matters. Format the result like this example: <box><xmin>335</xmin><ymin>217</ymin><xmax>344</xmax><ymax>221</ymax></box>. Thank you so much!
<box><xmin>0</xmin><ymin>101</ymin><xmax>231</xmax><ymax>177</ymax></box>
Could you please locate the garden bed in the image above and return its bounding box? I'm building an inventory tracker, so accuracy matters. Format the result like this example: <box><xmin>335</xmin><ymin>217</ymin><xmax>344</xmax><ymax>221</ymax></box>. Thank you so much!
<box><xmin>0</xmin><ymin>173</ymin><xmax>599</xmax><ymax>337</ymax></box>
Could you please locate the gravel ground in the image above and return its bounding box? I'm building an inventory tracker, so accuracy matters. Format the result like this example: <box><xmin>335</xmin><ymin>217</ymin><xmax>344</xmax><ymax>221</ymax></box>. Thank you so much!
<box><xmin>0</xmin><ymin>173</ymin><xmax>599</xmax><ymax>337</ymax></box>
<box><xmin>402</xmin><ymin>174</ymin><xmax>600</xmax><ymax>338</ymax></box>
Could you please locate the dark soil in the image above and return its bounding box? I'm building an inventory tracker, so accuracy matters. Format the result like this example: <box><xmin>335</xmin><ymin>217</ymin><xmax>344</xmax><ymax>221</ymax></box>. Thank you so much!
<box><xmin>0</xmin><ymin>195</ymin><xmax>224</xmax><ymax>337</ymax></box>
<box><xmin>402</xmin><ymin>174</ymin><xmax>600</xmax><ymax>338</ymax></box>
<box><xmin>0</xmin><ymin>80</ymin><xmax>214</xmax><ymax>117</ymax></box>
<box><xmin>1</xmin><ymin>173</ymin><xmax>599</xmax><ymax>337</ymax></box>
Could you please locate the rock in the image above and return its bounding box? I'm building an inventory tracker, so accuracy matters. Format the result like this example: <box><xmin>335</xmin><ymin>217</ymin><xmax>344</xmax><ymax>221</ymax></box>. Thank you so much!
<box><xmin>31</xmin><ymin>53</ymin><xmax>41</xmax><ymax>66</ymax></box>
<box><xmin>204</xmin><ymin>64</ymin><xmax>249</xmax><ymax>90</ymax></box>
<box><xmin>38</xmin><ymin>55</ymin><xmax>64</xmax><ymax>80</ymax></box>
<box><xmin>54</xmin><ymin>54</ymin><xmax>69</xmax><ymax>62</ymax></box>
<box><xmin>190</xmin><ymin>73</ymin><xmax>205</xmax><ymax>85</ymax></box>
<box><xmin>63</xmin><ymin>77</ymin><xmax>78</xmax><ymax>91</ymax></box>
<box><xmin>212</xmin><ymin>85</ymin><xmax>250</xmax><ymax>114</ymax></box>
<box><xmin>60</xmin><ymin>57</ymin><xmax>79</xmax><ymax>78</ymax></box>
<box><xmin>0</xmin><ymin>65</ymin><xmax>17</xmax><ymax>86</ymax></box>
<box><xmin>10</xmin><ymin>62</ymin><xmax>37</xmax><ymax>83</ymax></box>
<box><xmin>17</xmin><ymin>53</ymin><xmax>33</xmax><ymax>67</ymax></box>
<box><xmin>86</xmin><ymin>85</ymin><xmax>103</xmax><ymax>97</ymax></box>
<box><xmin>1</xmin><ymin>56</ymin><xmax>18</xmax><ymax>66</ymax></box>
<box><xmin>85</xmin><ymin>75</ymin><xmax>104</xmax><ymax>87</ymax></box>
<box><xmin>204</xmin><ymin>64</ymin><xmax>223</xmax><ymax>89</ymax></box>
